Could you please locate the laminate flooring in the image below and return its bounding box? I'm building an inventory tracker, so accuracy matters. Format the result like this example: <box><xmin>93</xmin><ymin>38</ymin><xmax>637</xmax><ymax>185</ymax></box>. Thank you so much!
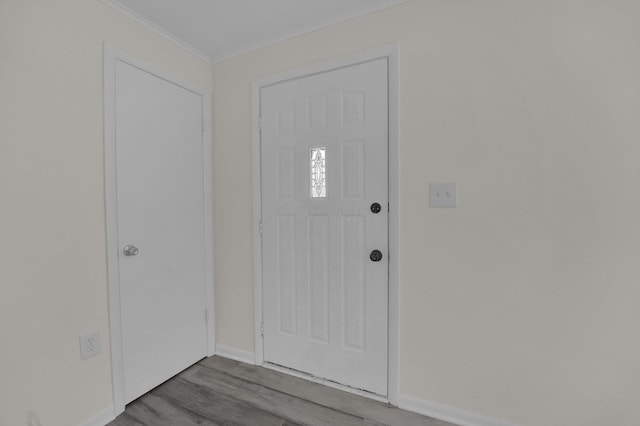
<box><xmin>108</xmin><ymin>356</ymin><xmax>457</xmax><ymax>426</ymax></box>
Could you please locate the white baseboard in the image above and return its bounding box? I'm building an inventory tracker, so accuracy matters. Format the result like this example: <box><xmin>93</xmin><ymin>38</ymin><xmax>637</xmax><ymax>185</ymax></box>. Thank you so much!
<box><xmin>212</xmin><ymin>346</ymin><xmax>516</xmax><ymax>426</ymax></box>
<box><xmin>78</xmin><ymin>406</ymin><xmax>115</xmax><ymax>426</ymax></box>
<box><xmin>215</xmin><ymin>344</ymin><xmax>256</xmax><ymax>365</ymax></box>
<box><xmin>398</xmin><ymin>395</ymin><xmax>517</xmax><ymax>426</ymax></box>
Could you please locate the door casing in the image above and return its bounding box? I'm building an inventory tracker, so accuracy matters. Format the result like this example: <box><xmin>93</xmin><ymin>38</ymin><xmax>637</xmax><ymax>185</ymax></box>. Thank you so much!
<box><xmin>251</xmin><ymin>44</ymin><xmax>400</xmax><ymax>405</ymax></box>
<box><xmin>104</xmin><ymin>44</ymin><xmax>215</xmax><ymax>417</ymax></box>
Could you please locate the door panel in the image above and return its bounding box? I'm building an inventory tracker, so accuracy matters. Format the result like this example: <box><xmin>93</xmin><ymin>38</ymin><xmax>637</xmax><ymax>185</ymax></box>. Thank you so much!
<box><xmin>261</xmin><ymin>59</ymin><xmax>389</xmax><ymax>395</ymax></box>
<box><xmin>115</xmin><ymin>60</ymin><xmax>207</xmax><ymax>403</ymax></box>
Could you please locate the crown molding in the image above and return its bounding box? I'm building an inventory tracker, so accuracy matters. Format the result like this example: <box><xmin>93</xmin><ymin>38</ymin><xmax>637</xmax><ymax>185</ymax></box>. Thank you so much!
<box><xmin>210</xmin><ymin>0</ymin><xmax>410</xmax><ymax>64</ymax></box>
<box><xmin>100</xmin><ymin>0</ymin><xmax>213</xmax><ymax>64</ymax></box>
<box><xmin>101</xmin><ymin>0</ymin><xmax>410</xmax><ymax>66</ymax></box>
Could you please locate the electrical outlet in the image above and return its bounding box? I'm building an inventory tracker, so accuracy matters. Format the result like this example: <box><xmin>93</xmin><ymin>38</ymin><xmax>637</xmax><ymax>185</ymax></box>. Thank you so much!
<box><xmin>430</xmin><ymin>182</ymin><xmax>458</xmax><ymax>208</ymax></box>
<box><xmin>80</xmin><ymin>331</ymin><xmax>101</xmax><ymax>360</ymax></box>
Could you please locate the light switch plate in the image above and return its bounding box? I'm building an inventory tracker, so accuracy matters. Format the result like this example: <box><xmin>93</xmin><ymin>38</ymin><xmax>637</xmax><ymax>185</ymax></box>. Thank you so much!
<box><xmin>430</xmin><ymin>183</ymin><xmax>458</xmax><ymax>208</ymax></box>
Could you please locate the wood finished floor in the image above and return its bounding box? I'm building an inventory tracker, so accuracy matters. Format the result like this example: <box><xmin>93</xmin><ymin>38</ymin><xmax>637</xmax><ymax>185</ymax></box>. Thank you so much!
<box><xmin>108</xmin><ymin>356</ymin><xmax>457</xmax><ymax>426</ymax></box>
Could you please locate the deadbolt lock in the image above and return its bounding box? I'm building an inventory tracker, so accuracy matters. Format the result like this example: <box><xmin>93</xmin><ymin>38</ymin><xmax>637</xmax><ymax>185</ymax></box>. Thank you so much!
<box><xmin>370</xmin><ymin>250</ymin><xmax>383</xmax><ymax>262</ymax></box>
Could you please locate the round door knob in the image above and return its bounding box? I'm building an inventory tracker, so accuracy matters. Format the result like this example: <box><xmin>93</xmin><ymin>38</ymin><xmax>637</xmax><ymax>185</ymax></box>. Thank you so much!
<box><xmin>370</xmin><ymin>250</ymin><xmax>383</xmax><ymax>262</ymax></box>
<box><xmin>370</xmin><ymin>202</ymin><xmax>382</xmax><ymax>214</ymax></box>
<box><xmin>123</xmin><ymin>245</ymin><xmax>139</xmax><ymax>256</ymax></box>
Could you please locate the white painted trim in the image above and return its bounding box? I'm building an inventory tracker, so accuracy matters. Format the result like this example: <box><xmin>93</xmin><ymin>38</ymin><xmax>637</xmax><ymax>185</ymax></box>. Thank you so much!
<box><xmin>100</xmin><ymin>0</ymin><xmax>212</xmax><ymax>64</ymax></box>
<box><xmin>252</xmin><ymin>80</ymin><xmax>265</xmax><ymax>366</ymax></box>
<box><xmin>202</xmin><ymin>94</ymin><xmax>216</xmax><ymax>357</ymax></box>
<box><xmin>251</xmin><ymin>44</ymin><xmax>400</xmax><ymax>404</ymax></box>
<box><xmin>101</xmin><ymin>0</ymin><xmax>409</xmax><ymax>65</ymax></box>
<box><xmin>210</xmin><ymin>1</ymin><xmax>410</xmax><ymax>63</ymax></box>
<box><xmin>104</xmin><ymin>44</ymin><xmax>215</xmax><ymax>415</ymax></box>
<box><xmin>215</xmin><ymin>345</ymin><xmax>257</xmax><ymax>365</ymax></box>
<box><xmin>77</xmin><ymin>406</ymin><xmax>116</xmax><ymax>426</ymax></box>
<box><xmin>264</xmin><ymin>363</ymin><xmax>389</xmax><ymax>403</ymax></box>
<box><xmin>398</xmin><ymin>395</ymin><xmax>518</xmax><ymax>426</ymax></box>
<box><xmin>386</xmin><ymin>45</ymin><xmax>401</xmax><ymax>408</ymax></box>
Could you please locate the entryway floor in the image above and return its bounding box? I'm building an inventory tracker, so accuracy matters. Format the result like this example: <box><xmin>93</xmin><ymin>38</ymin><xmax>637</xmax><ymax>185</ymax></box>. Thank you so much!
<box><xmin>108</xmin><ymin>355</ymin><xmax>457</xmax><ymax>426</ymax></box>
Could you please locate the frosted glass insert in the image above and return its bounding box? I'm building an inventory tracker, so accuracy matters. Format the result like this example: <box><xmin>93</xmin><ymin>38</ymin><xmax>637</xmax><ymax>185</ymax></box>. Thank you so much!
<box><xmin>310</xmin><ymin>148</ymin><xmax>326</xmax><ymax>198</ymax></box>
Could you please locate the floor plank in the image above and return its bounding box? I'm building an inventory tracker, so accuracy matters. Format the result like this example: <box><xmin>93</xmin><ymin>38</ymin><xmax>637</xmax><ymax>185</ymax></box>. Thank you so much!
<box><xmin>125</xmin><ymin>392</ymin><xmax>219</xmax><ymax>426</ymax></box>
<box><xmin>182</xmin><ymin>364</ymin><xmax>379</xmax><ymax>426</ymax></box>
<box><xmin>109</xmin><ymin>356</ymin><xmax>458</xmax><ymax>426</ymax></box>
<box><xmin>154</xmin><ymin>377</ymin><xmax>298</xmax><ymax>426</ymax></box>
<box><xmin>198</xmin><ymin>356</ymin><xmax>452</xmax><ymax>426</ymax></box>
<box><xmin>108</xmin><ymin>412</ymin><xmax>147</xmax><ymax>426</ymax></box>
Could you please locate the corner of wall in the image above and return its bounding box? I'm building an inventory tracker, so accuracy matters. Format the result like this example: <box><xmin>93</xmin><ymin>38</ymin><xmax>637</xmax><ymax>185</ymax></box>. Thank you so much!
<box><xmin>77</xmin><ymin>407</ymin><xmax>116</xmax><ymax>426</ymax></box>
<box><xmin>214</xmin><ymin>345</ymin><xmax>257</xmax><ymax>365</ymax></box>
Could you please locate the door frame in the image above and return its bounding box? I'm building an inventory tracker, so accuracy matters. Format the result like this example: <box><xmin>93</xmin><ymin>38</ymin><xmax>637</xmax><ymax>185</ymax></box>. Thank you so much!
<box><xmin>103</xmin><ymin>44</ymin><xmax>215</xmax><ymax>416</ymax></box>
<box><xmin>251</xmin><ymin>44</ymin><xmax>399</xmax><ymax>405</ymax></box>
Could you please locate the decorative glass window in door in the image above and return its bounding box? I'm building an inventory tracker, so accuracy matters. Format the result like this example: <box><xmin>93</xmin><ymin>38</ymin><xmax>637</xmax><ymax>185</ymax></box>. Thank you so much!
<box><xmin>310</xmin><ymin>148</ymin><xmax>326</xmax><ymax>198</ymax></box>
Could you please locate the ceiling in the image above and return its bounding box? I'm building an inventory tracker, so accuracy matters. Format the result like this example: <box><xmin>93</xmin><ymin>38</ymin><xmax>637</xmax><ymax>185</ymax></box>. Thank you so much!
<box><xmin>103</xmin><ymin>0</ymin><xmax>409</xmax><ymax>63</ymax></box>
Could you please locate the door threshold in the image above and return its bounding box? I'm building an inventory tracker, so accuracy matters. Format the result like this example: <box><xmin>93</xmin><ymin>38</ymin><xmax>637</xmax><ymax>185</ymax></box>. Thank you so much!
<box><xmin>262</xmin><ymin>362</ymin><xmax>389</xmax><ymax>404</ymax></box>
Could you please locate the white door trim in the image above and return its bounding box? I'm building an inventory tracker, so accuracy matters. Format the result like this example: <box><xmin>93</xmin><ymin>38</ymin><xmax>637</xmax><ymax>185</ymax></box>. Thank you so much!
<box><xmin>251</xmin><ymin>44</ymin><xmax>400</xmax><ymax>405</ymax></box>
<box><xmin>104</xmin><ymin>44</ymin><xmax>215</xmax><ymax>416</ymax></box>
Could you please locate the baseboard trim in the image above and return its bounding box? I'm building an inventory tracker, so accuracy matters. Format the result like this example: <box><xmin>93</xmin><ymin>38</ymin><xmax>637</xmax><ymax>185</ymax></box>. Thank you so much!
<box><xmin>215</xmin><ymin>344</ymin><xmax>256</xmax><ymax>365</ymax></box>
<box><xmin>398</xmin><ymin>395</ymin><xmax>517</xmax><ymax>426</ymax></box>
<box><xmin>212</xmin><ymin>346</ymin><xmax>517</xmax><ymax>426</ymax></box>
<box><xmin>78</xmin><ymin>406</ymin><xmax>115</xmax><ymax>426</ymax></box>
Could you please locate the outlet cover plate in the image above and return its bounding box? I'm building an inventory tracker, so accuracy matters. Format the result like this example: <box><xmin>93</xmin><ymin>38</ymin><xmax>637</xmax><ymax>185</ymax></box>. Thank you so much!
<box><xmin>430</xmin><ymin>182</ymin><xmax>458</xmax><ymax>208</ymax></box>
<box><xmin>80</xmin><ymin>331</ymin><xmax>101</xmax><ymax>360</ymax></box>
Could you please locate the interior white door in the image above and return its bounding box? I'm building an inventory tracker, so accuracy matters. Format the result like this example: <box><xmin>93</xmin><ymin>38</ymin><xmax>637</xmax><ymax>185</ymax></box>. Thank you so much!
<box><xmin>115</xmin><ymin>60</ymin><xmax>208</xmax><ymax>404</ymax></box>
<box><xmin>261</xmin><ymin>58</ymin><xmax>389</xmax><ymax>395</ymax></box>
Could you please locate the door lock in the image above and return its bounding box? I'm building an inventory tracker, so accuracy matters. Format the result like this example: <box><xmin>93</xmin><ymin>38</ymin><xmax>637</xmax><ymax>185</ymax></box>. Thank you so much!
<box><xmin>369</xmin><ymin>250</ymin><xmax>383</xmax><ymax>262</ymax></box>
<box><xmin>123</xmin><ymin>245</ymin><xmax>139</xmax><ymax>256</ymax></box>
<box><xmin>370</xmin><ymin>202</ymin><xmax>382</xmax><ymax>214</ymax></box>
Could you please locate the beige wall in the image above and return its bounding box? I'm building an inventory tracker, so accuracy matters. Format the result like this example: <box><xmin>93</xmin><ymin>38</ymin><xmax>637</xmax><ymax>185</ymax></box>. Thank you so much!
<box><xmin>0</xmin><ymin>1</ymin><xmax>211</xmax><ymax>425</ymax></box>
<box><xmin>2</xmin><ymin>0</ymin><xmax>639</xmax><ymax>425</ymax></box>
<box><xmin>211</xmin><ymin>1</ymin><xmax>640</xmax><ymax>425</ymax></box>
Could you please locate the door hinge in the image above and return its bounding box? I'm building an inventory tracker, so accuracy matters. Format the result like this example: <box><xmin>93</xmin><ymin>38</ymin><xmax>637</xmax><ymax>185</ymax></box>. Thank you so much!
<box><xmin>201</xmin><ymin>116</ymin><xmax>205</xmax><ymax>133</ymax></box>
<box><xmin>259</xmin><ymin>221</ymin><xmax>264</xmax><ymax>235</ymax></box>
<box><xmin>205</xmin><ymin>308</ymin><xmax>209</xmax><ymax>322</ymax></box>
<box><xmin>258</xmin><ymin>116</ymin><xmax>262</xmax><ymax>131</ymax></box>
<box><xmin>260</xmin><ymin>322</ymin><xmax>264</xmax><ymax>336</ymax></box>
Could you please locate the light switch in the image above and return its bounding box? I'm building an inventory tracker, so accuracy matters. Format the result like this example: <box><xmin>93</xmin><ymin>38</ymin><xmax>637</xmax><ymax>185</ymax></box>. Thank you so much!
<box><xmin>430</xmin><ymin>183</ymin><xmax>458</xmax><ymax>208</ymax></box>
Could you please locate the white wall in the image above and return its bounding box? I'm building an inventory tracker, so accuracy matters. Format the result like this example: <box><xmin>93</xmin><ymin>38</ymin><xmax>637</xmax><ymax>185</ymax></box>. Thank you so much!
<box><xmin>0</xmin><ymin>1</ymin><xmax>211</xmax><ymax>425</ymax></box>
<box><xmin>211</xmin><ymin>1</ymin><xmax>640</xmax><ymax>425</ymax></box>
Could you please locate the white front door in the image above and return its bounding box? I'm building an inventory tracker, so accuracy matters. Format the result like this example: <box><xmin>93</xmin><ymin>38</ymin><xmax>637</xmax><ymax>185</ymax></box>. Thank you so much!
<box><xmin>260</xmin><ymin>58</ymin><xmax>389</xmax><ymax>396</ymax></box>
<box><xmin>114</xmin><ymin>59</ymin><xmax>208</xmax><ymax>403</ymax></box>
